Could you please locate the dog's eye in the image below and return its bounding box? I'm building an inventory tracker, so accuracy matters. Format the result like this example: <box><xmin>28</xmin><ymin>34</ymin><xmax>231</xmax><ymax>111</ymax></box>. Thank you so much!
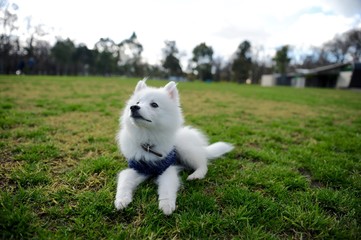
<box><xmin>150</xmin><ymin>102</ymin><xmax>159</xmax><ymax>108</ymax></box>
<box><xmin>136</xmin><ymin>101</ymin><xmax>140</xmax><ymax>104</ymax></box>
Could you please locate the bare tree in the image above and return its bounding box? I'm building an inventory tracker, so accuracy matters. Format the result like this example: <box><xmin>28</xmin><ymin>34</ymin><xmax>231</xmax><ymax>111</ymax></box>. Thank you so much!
<box><xmin>191</xmin><ymin>42</ymin><xmax>213</xmax><ymax>81</ymax></box>
<box><xmin>345</xmin><ymin>28</ymin><xmax>361</xmax><ymax>62</ymax></box>
<box><xmin>118</xmin><ymin>32</ymin><xmax>144</xmax><ymax>76</ymax></box>
<box><xmin>0</xmin><ymin>0</ymin><xmax>19</xmax><ymax>73</ymax></box>
<box><xmin>232</xmin><ymin>40</ymin><xmax>252</xmax><ymax>83</ymax></box>
<box><xmin>162</xmin><ymin>40</ymin><xmax>183</xmax><ymax>77</ymax></box>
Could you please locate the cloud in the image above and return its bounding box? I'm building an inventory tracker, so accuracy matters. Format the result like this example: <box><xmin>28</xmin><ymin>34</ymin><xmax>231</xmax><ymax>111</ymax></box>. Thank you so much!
<box><xmin>215</xmin><ymin>25</ymin><xmax>270</xmax><ymax>42</ymax></box>
<box><xmin>270</xmin><ymin>12</ymin><xmax>357</xmax><ymax>48</ymax></box>
<box><xmin>321</xmin><ymin>0</ymin><xmax>361</xmax><ymax>17</ymax></box>
<box><xmin>13</xmin><ymin>0</ymin><xmax>361</xmax><ymax>66</ymax></box>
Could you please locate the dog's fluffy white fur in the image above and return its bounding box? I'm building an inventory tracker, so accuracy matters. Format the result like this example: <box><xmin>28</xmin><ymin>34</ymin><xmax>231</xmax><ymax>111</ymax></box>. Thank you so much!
<box><xmin>114</xmin><ymin>79</ymin><xmax>233</xmax><ymax>215</ymax></box>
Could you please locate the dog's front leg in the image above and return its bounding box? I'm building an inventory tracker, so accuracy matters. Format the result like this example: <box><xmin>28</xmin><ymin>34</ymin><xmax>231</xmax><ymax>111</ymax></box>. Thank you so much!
<box><xmin>156</xmin><ymin>166</ymin><xmax>180</xmax><ymax>215</ymax></box>
<box><xmin>114</xmin><ymin>168</ymin><xmax>148</xmax><ymax>210</ymax></box>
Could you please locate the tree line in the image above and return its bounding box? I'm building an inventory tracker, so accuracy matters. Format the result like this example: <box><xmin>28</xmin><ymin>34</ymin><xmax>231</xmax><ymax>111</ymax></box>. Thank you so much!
<box><xmin>1</xmin><ymin>1</ymin><xmax>360</xmax><ymax>82</ymax></box>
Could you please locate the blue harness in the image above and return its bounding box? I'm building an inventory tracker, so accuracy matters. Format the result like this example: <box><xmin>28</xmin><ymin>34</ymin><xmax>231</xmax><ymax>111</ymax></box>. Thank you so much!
<box><xmin>128</xmin><ymin>149</ymin><xmax>178</xmax><ymax>176</ymax></box>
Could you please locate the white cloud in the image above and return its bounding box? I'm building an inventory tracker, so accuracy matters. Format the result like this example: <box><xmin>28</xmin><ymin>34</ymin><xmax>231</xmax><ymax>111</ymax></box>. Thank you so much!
<box><xmin>12</xmin><ymin>0</ymin><xmax>361</xmax><ymax>66</ymax></box>
<box><xmin>269</xmin><ymin>13</ymin><xmax>357</xmax><ymax>48</ymax></box>
<box><xmin>320</xmin><ymin>0</ymin><xmax>361</xmax><ymax>17</ymax></box>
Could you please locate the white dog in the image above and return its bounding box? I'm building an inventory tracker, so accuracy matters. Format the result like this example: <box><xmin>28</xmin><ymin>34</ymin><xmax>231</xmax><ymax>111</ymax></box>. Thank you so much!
<box><xmin>114</xmin><ymin>79</ymin><xmax>233</xmax><ymax>215</ymax></box>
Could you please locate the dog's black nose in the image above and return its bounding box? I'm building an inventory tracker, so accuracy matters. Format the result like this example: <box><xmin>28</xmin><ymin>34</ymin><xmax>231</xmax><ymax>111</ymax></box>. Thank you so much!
<box><xmin>130</xmin><ymin>105</ymin><xmax>140</xmax><ymax>112</ymax></box>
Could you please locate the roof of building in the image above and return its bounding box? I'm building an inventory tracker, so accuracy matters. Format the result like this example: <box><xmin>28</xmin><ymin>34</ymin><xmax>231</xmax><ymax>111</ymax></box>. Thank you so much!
<box><xmin>295</xmin><ymin>62</ymin><xmax>353</xmax><ymax>75</ymax></box>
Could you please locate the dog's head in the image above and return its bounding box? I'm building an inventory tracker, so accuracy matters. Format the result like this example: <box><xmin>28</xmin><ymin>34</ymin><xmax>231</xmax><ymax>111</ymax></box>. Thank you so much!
<box><xmin>122</xmin><ymin>79</ymin><xmax>184</xmax><ymax>131</ymax></box>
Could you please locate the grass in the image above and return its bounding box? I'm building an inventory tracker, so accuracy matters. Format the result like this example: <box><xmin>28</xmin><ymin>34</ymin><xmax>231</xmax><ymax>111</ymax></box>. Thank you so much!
<box><xmin>0</xmin><ymin>75</ymin><xmax>360</xmax><ymax>239</ymax></box>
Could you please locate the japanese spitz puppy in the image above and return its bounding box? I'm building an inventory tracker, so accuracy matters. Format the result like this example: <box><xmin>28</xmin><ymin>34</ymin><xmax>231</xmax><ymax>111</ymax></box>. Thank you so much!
<box><xmin>114</xmin><ymin>79</ymin><xmax>233</xmax><ymax>215</ymax></box>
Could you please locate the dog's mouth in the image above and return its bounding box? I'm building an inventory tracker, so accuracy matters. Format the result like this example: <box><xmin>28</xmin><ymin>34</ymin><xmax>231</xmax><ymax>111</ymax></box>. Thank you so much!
<box><xmin>131</xmin><ymin>112</ymin><xmax>152</xmax><ymax>122</ymax></box>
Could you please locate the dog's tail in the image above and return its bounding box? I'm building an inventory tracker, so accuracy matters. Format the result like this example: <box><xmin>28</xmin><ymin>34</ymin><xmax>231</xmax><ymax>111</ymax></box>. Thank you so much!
<box><xmin>206</xmin><ymin>142</ymin><xmax>234</xmax><ymax>160</ymax></box>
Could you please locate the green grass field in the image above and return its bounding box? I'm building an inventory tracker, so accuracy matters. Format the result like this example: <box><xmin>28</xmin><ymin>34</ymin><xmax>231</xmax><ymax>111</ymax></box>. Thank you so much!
<box><xmin>1</xmin><ymin>75</ymin><xmax>360</xmax><ymax>239</ymax></box>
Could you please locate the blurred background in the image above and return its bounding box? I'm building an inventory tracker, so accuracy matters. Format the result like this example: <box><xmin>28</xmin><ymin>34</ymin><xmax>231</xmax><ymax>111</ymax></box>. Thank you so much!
<box><xmin>1</xmin><ymin>0</ymin><xmax>360</xmax><ymax>86</ymax></box>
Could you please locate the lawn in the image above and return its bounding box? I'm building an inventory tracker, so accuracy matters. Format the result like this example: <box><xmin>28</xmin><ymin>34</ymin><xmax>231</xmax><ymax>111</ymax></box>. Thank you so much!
<box><xmin>0</xmin><ymin>75</ymin><xmax>360</xmax><ymax>239</ymax></box>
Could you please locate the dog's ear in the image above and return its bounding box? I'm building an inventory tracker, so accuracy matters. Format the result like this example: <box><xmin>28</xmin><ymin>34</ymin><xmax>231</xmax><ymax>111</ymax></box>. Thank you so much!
<box><xmin>164</xmin><ymin>81</ymin><xmax>179</xmax><ymax>102</ymax></box>
<box><xmin>134</xmin><ymin>79</ymin><xmax>147</xmax><ymax>92</ymax></box>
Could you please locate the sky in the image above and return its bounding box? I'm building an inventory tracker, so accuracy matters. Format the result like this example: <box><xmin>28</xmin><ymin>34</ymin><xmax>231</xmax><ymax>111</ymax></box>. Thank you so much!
<box><xmin>9</xmin><ymin>0</ymin><xmax>361</xmax><ymax>67</ymax></box>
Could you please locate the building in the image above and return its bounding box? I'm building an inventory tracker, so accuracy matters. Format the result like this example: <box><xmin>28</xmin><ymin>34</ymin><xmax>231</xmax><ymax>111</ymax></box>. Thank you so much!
<box><xmin>261</xmin><ymin>62</ymin><xmax>360</xmax><ymax>88</ymax></box>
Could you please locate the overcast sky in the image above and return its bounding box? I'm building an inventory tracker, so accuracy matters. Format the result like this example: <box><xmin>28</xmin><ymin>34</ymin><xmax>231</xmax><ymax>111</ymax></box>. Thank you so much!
<box><xmin>12</xmin><ymin>0</ymin><xmax>361</xmax><ymax>67</ymax></box>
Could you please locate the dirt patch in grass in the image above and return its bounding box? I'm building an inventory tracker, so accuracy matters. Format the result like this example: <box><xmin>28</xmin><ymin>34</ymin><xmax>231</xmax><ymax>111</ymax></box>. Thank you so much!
<box><xmin>248</xmin><ymin>100</ymin><xmax>318</xmax><ymax>119</ymax></box>
<box><xmin>181</xmin><ymin>90</ymin><xmax>318</xmax><ymax>122</ymax></box>
<box><xmin>45</xmin><ymin>112</ymin><xmax>117</xmax><ymax>149</ymax></box>
<box><xmin>298</xmin><ymin>167</ymin><xmax>325</xmax><ymax>188</ymax></box>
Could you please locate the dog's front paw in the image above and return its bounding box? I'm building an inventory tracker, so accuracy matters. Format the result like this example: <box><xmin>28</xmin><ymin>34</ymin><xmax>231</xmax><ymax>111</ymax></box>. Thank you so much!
<box><xmin>187</xmin><ymin>172</ymin><xmax>206</xmax><ymax>180</ymax></box>
<box><xmin>114</xmin><ymin>195</ymin><xmax>132</xmax><ymax>210</ymax></box>
<box><xmin>187</xmin><ymin>174</ymin><xmax>204</xmax><ymax>180</ymax></box>
<box><xmin>187</xmin><ymin>167</ymin><xmax>208</xmax><ymax>180</ymax></box>
<box><xmin>159</xmin><ymin>199</ymin><xmax>176</xmax><ymax>215</ymax></box>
